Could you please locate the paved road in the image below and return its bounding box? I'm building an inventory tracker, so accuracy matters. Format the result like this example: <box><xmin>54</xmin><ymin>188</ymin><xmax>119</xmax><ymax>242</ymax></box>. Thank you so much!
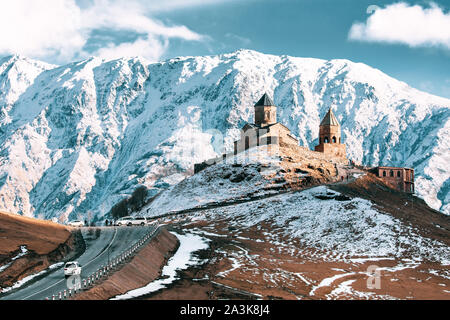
<box><xmin>0</xmin><ymin>225</ymin><xmax>154</xmax><ymax>300</ymax></box>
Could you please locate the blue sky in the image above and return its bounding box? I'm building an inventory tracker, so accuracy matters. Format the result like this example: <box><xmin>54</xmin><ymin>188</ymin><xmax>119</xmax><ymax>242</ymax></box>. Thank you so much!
<box><xmin>0</xmin><ymin>0</ymin><xmax>449</xmax><ymax>98</ymax></box>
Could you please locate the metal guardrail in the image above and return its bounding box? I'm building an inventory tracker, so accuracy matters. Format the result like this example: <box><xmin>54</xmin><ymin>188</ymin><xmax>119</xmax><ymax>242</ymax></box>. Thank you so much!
<box><xmin>45</xmin><ymin>224</ymin><xmax>160</xmax><ymax>300</ymax></box>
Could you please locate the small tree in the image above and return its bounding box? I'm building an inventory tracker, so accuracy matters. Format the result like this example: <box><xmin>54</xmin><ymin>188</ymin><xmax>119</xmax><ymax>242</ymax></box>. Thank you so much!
<box><xmin>109</xmin><ymin>186</ymin><xmax>148</xmax><ymax>219</ymax></box>
<box><xmin>128</xmin><ymin>186</ymin><xmax>148</xmax><ymax>211</ymax></box>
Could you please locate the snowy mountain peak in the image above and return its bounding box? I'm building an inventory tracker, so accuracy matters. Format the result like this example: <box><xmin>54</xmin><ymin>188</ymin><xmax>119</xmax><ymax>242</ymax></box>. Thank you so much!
<box><xmin>0</xmin><ymin>50</ymin><xmax>449</xmax><ymax>221</ymax></box>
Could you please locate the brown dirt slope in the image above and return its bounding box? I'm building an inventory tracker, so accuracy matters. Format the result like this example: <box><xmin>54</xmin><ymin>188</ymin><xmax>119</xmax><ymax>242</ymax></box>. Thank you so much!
<box><xmin>148</xmin><ymin>212</ymin><xmax>449</xmax><ymax>300</ymax></box>
<box><xmin>330</xmin><ymin>174</ymin><xmax>450</xmax><ymax>246</ymax></box>
<box><xmin>73</xmin><ymin>228</ymin><xmax>178</xmax><ymax>300</ymax></box>
<box><xmin>0</xmin><ymin>211</ymin><xmax>71</xmax><ymax>256</ymax></box>
<box><xmin>0</xmin><ymin>211</ymin><xmax>78</xmax><ymax>289</ymax></box>
<box><xmin>142</xmin><ymin>173</ymin><xmax>449</xmax><ymax>300</ymax></box>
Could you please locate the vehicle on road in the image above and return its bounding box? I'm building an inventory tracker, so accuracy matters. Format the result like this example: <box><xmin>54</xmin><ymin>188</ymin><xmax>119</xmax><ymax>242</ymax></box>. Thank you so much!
<box><xmin>115</xmin><ymin>216</ymin><xmax>147</xmax><ymax>226</ymax></box>
<box><xmin>64</xmin><ymin>261</ymin><xmax>82</xmax><ymax>278</ymax></box>
<box><xmin>134</xmin><ymin>217</ymin><xmax>148</xmax><ymax>226</ymax></box>
<box><xmin>146</xmin><ymin>218</ymin><xmax>158</xmax><ymax>226</ymax></box>
<box><xmin>67</xmin><ymin>220</ymin><xmax>84</xmax><ymax>227</ymax></box>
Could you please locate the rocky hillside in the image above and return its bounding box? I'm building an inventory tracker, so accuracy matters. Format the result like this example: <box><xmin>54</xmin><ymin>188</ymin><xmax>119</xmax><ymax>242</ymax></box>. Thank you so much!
<box><xmin>143</xmin><ymin>144</ymin><xmax>349</xmax><ymax>216</ymax></box>
<box><xmin>0</xmin><ymin>50</ymin><xmax>449</xmax><ymax>221</ymax></box>
<box><xmin>139</xmin><ymin>152</ymin><xmax>449</xmax><ymax>300</ymax></box>
<box><xmin>0</xmin><ymin>211</ymin><xmax>77</xmax><ymax>291</ymax></box>
<box><xmin>149</xmin><ymin>180</ymin><xmax>449</xmax><ymax>300</ymax></box>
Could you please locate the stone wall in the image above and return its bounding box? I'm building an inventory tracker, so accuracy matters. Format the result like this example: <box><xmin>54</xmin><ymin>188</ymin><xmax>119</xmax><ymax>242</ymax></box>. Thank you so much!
<box><xmin>314</xmin><ymin>142</ymin><xmax>347</xmax><ymax>160</ymax></box>
<box><xmin>280</xmin><ymin>142</ymin><xmax>349</xmax><ymax>165</ymax></box>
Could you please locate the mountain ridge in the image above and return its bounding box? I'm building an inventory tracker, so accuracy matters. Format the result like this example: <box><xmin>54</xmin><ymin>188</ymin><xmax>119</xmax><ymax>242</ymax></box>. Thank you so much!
<box><xmin>0</xmin><ymin>49</ymin><xmax>448</xmax><ymax>220</ymax></box>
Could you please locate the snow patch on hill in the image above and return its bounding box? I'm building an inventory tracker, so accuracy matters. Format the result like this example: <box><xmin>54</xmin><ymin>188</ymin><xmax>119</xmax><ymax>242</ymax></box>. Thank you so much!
<box><xmin>143</xmin><ymin>146</ymin><xmax>282</xmax><ymax>215</ymax></box>
<box><xmin>171</xmin><ymin>186</ymin><xmax>449</xmax><ymax>264</ymax></box>
<box><xmin>112</xmin><ymin>232</ymin><xmax>209</xmax><ymax>300</ymax></box>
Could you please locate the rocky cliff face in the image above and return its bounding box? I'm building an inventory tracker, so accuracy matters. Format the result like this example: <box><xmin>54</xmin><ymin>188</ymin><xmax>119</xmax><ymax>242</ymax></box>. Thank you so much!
<box><xmin>0</xmin><ymin>50</ymin><xmax>448</xmax><ymax>220</ymax></box>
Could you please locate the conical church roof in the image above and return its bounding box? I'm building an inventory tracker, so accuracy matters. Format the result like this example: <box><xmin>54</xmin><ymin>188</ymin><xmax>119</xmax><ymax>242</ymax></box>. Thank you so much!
<box><xmin>320</xmin><ymin>108</ymin><xmax>340</xmax><ymax>126</ymax></box>
<box><xmin>255</xmin><ymin>93</ymin><xmax>275</xmax><ymax>106</ymax></box>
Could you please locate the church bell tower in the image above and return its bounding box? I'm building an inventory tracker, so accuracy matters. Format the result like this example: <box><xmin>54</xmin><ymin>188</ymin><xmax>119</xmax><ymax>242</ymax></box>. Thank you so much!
<box><xmin>314</xmin><ymin>107</ymin><xmax>347</xmax><ymax>159</ymax></box>
<box><xmin>318</xmin><ymin>107</ymin><xmax>341</xmax><ymax>145</ymax></box>
<box><xmin>254</xmin><ymin>93</ymin><xmax>277</xmax><ymax>127</ymax></box>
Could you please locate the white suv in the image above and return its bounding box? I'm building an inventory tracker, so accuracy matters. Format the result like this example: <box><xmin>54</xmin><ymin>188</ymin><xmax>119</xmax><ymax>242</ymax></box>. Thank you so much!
<box><xmin>115</xmin><ymin>216</ymin><xmax>132</xmax><ymax>226</ymax></box>
<box><xmin>146</xmin><ymin>218</ymin><xmax>158</xmax><ymax>226</ymax></box>
<box><xmin>133</xmin><ymin>217</ymin><xmax>148</xmax><ymax>226</ymax></box>
<box><xmin>68</xmin><ymin>220</ymin><xmax>84</xmax><ymax>227</ymax></box>
<box><xmin>64</xmin><ymin>261</ymin><xmax>82</xmax><ymax>278</ymax></box>
<box><xmin>115</xmin><ymin>216</ymin><xmax>147</xmax><ymax>226</ymax></box>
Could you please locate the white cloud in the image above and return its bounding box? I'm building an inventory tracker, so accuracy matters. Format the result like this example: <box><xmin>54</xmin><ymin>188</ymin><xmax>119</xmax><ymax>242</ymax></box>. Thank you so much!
<box><xmin>225</xmin><ymin>33</ymin><xmax>252</xmax><ymax>46</ymax></box>
<box><xmin>95</xmin><ymin>37</ymin><xmax>168</xmax><ymax>62</ymax></box>
<box><xmin>349</xmin><ymin>2</ymin><xmax>450</xmax><ymax>50</ymax></box>
<box><xmin>0</xmin><ymin>0</ymin><xmax>207</xmax><ymax>63</ymax></box>
<box><xmin>0</xmin><ymin>1</ymin><xmax>85</xmax><ymax>62</ymax></box>
<box><xmin>81</xmin><ymin>1</ymin><xmax>204</xmax><ymax>41</ymax></box>
<box><xmin>129</xmin><ymin>0</ymin><xmax>236</xmax><ymax>12</ymax></box>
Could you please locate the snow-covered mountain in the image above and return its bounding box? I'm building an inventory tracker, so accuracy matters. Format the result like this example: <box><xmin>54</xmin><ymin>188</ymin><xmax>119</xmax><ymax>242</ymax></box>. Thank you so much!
<box><xmin>0</xmin><ymin>50</ymin><xmax>448</xmax><ymax>221</ymax></box>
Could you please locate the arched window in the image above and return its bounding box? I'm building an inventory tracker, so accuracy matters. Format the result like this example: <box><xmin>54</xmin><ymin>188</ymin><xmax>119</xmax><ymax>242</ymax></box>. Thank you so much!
<box><xmin>324</xmin><ymin>136</ymin><xmax>329</xmax><ymax>143</ymax></box>
<box><xmin>339</xmin><ymin>138</ymin><xmax>341</xmax><ymax>143</ymax></box>
<box><xmin>397</xmin><ymin>171</ymin><xmax>401</xmax><ymax>177</ymax></box>
<box><xmin>332</xmin><ymin>136</ymin><xmax>337</xmax><ymax>143</ymax></box>
<box><xmin>245</xmin><ymin>136</ymin><xmax>250</xmax><ymax>150</ymax></box>
<box><xmin>390</xmin><ymin>170</ymin><xmax>394</xmax><ymax>177</ymax></box>
<box><xmin>383</xmin><ymin>171</ymin><xmax>386</xmax><ymax>177</ymax></box>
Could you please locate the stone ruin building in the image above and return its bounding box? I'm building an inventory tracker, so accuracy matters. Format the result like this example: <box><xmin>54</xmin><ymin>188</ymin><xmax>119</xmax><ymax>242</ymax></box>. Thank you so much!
<box><xmin>371</xmin><ymin>166</ymin><xmax>415</xmax><ymax>194</ymax></box>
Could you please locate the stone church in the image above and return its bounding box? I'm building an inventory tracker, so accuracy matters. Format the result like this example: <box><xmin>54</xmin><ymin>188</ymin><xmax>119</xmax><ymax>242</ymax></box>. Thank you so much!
<box><xmin>194</xmin><ymin>93</ymin><xmax>415</xmax><ymax>194</ymax></box>
<box><xmin>232</xmin><ymin>93</ymin><xmax>299</xmax><ymax>154</ymax></box>
<box><xmin>194</xmin><ymin>93</ymin><xmax>347</xmax><ymax>173</ymax></box>
<box><xmin>232</xmin><ymin>93</ymin><xmax>346</xmax><ymax>160</ymax></box>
